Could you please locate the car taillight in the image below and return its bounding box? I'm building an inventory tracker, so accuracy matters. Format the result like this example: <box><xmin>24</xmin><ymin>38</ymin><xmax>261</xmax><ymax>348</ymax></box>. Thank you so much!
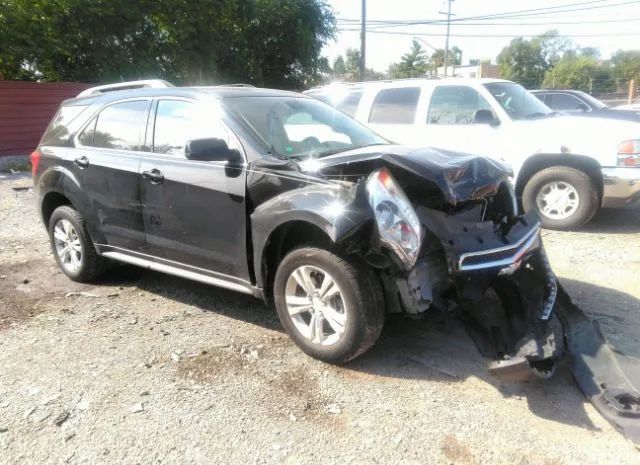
<box><xmin>617</xmin><ymin>140</ymin><xmax>640</xmax><ymax>167</ymax></box>
<box><xmin>30</xmin><ymin>149</ymin><xmax>41</xmax><ymax>177</ymax></box>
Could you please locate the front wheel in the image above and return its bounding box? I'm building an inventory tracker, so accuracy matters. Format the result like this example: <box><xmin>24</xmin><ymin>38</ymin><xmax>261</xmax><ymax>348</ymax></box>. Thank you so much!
<box><xmin>522</xmin><ymin>166</ymin><xmax>599</xmax><ymax>230</ymax></box>
<box><xmin>273</xmin><ymin>247</ymin><xmax>385</xmax><ymax>364</ymax></box>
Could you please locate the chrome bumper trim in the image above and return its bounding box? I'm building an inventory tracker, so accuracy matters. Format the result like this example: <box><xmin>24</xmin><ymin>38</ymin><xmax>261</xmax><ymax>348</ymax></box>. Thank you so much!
<box><xmin>601</xmin><ymin>167</ymin><xmax>640</xmax><ymax>208</ymax></box>
<box><xmin>457</xmin><ymin>222</ymin><xmax>541</xmax><ymax>272</ymax></box>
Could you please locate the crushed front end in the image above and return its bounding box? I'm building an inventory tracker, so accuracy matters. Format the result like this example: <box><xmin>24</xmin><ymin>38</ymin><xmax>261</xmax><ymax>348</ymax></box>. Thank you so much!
<box><xmin>363</xmin><ymin>163</ymin><xmax>563</xmax><ymax>380</ymax></box>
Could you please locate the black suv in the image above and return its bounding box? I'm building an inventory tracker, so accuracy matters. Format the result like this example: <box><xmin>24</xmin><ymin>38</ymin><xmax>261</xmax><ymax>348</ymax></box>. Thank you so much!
<box><xmin>32</xmin><ymin>80</ymin><xmax>560</xmax><ymax>377</ymax></box>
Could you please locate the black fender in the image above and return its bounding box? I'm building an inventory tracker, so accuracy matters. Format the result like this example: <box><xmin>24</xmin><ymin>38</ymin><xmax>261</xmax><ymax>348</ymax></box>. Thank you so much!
<box><xmin>250</xmin><ymin>181</ymin><xmax>372</xmax><ymax>288</ymax></box>
<box><xmin>37</xmin><ymin>164</ymin><xmax>107</xmax><ymax>245</ymax></box>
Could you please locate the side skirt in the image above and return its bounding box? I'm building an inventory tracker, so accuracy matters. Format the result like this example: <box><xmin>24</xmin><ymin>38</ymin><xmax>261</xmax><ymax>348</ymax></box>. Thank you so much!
<box><xmin>99</xmin><ymin>246</ymin><xmax>259</xmax><ymax>297</ymax></box>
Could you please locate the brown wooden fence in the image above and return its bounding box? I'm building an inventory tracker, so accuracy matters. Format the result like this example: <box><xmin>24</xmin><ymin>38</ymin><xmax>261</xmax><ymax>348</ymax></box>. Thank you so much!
<box><xmin>0</xmin><ymin>81</ymin><xmax>91</xmax><ymax>156</ymax></box>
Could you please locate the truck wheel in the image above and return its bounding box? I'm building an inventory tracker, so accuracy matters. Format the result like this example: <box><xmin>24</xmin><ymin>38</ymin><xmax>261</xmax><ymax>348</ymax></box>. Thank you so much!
<box><xmin>48</xmin><ymin>205</ymin><xmax>106</xmax><ymax>282</ymax></box>
<box><xmin>522</xmin><ymin>166</ymin><xmax>598</xmax><ymax>230</ymax></box>
<box><xmin>273</xmin><ymin>247</ymin><xmax>385</xmax><ymax>364</ymax></box>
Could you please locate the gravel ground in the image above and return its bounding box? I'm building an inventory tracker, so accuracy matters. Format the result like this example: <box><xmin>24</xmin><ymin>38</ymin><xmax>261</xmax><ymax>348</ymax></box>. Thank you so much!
<box><xmin>1</xmin><ymin>171</ymin><xmax>639</xmax><ymax>465</ymax></box>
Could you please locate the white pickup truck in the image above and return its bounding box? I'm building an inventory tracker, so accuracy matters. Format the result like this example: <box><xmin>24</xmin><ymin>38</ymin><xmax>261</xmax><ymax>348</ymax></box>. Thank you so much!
<box><xmin>305</xmin><ymin>78</ymin><xmax>640</xmax><ymax>230</ymax></box>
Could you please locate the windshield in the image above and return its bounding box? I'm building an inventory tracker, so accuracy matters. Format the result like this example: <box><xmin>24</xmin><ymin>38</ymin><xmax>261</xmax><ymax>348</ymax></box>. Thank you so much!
<box><xmin>223</xmin><ymin>96</ymin><xmax>387</xmax><ymax>159</ymax></box>
<box><xmin>575</xmin><ymin>90</ymin><xmax>608</xmax><ymax>110</ymax></box>
<box><xmin>484</xmin><ymin>82</ymin><xmax>553</xmax><ymax>120</ymax></box>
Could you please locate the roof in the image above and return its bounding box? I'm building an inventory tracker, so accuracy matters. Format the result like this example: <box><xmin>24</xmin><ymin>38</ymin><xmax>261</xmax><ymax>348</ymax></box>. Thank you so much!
<box><xmin>307</xmin><ymin>77</ymin><xmax>512</xmax><ymax>92</ymax></box>
<box><xmin>64</xmin><ymin>85</ymin><xmax>307</xmax><ymax>106</ymax></box>
<box><xmin>530</xmin><ymin>89</ymin><xmax>583</xmax><ymax>94</ymax></box>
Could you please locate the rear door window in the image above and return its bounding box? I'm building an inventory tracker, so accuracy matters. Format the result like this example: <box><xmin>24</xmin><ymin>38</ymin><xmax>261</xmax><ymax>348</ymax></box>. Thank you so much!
<box><xmin>87</xmin><ymin>100</ymin><xmax>150</xmax><ymax>151</ymax></box>
<box><xmin>548</xmin><ymin>93</ymin><xmax>585</xmax><ymax>111</ymax></box>
<box><xmin>427</xmin><ymin>86</ymin><xmax>492</xmax><ymax>124</ymax></box>
<box><xmin>368</xmin><ymin>87</ymin><xmax>421</xmax><ymax>124</ymax></box>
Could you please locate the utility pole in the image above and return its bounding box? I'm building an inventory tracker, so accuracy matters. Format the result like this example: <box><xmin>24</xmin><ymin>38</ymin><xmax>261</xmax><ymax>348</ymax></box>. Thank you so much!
<box><xmin>440</xmin><ymin>0</ymin><xmax>454</xmax><ymax>77</ymax></box>
<box><xmin>360</xmin><ymin>0</ymin><xmax>366</xmax><ymax>81</ymax></box>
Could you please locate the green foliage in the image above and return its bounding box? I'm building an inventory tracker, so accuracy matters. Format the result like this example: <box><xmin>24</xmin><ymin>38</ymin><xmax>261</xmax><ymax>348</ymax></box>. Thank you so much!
<box><xmin>388</xmin><ymin>40</ymin><xmax>428</xmax><ymax>79</ymax></box>
<box><xmin>497</xmin><ymin>30</ymin><xmax>576</xmax><ymax>89</ymax></box>
<box><xmin>330</xmin><ymin>48</ymin><xmax>383</xmax><ymax>82</ymax></box>
<box><xmin>0</xmin><ymin>0</ymin><xmax>336</xmax><ymax>89</ymax></box>
<box><xmin>430</xmin><ymin>46</ymin><xmax>461</xmax><ymax>69</ymax></box>
<box><xmin>497</xmin><ymin>37</ymin><xmax>547</xmax><ymax>89</ymax></box>
<box><xmin>611</xmin><ymin>50</ymin><xmax>640</xmax><ymax>83</ymax></box>
<box><xmin>542</xmin><ymin>55</ymin><xmax>614</xmax><ymax>93</ymax></box>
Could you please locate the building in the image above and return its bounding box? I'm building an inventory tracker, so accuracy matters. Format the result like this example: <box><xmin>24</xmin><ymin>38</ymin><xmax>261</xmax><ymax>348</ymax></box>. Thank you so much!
<box><xmin>433</xmin><ymin>63</ymin><xmax>501</xmax><ymax>79</ymax></box>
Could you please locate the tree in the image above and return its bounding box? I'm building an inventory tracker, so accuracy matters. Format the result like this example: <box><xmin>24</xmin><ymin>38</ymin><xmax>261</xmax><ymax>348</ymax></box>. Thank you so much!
<box><xmin>429</xmin><ymin>46</ymin><xmax>461</xmax><ymax>73</ymax></box>
<box><xmin>331</xmin><ymin>48</ymin><xmax>383</xmax><ymax>81</ymax></box>
<box><xmin>542</xmin><ymin>55</ymin><xmax>614</xmax><ymax>93</ymax></box>
<box><xmin>0</xmin><ymin>0</ymin><xmax>336</xmax><ymax>89</ymax></box>
<box><xmin>497</xmin><ymin>37</ymin><xmax>547</xmax><ymax>88</ymax></box>
<box><xmin>497</xmin><ymin>30</ymin><xmax>578</xmax><ymax>89</ymax></box>
<box><xmin>388</xmin><ymin>40</ymin><xmax>428</xmax><ymax>79</ymax></box>
<box><xmin>611</xmin><ymin>50</ymin><xmax>640</xmax><ymax>83</ymax></box>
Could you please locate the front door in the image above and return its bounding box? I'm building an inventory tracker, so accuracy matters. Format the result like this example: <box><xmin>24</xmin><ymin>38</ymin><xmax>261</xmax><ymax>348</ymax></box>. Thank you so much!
<box><xmin>73</xmin><ymin>99</ymin><xmax>151</xmax><ymax>250</ymax></box>
<box><xmin>139</xmin><ymin>98</ymin><xmax>250</xmax><ymax>282</ymax></box>
<box><xmin>420</xmin><ymin>85</ymin><xmax>506</xmax><ymax>158</ymax></box>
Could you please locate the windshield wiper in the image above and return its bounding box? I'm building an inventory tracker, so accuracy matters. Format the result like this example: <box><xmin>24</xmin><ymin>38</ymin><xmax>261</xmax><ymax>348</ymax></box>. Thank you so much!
<box><xmin>315</xmin><ymin>143</ymin><xmax>388</xmax><ymax>158</ymax></box>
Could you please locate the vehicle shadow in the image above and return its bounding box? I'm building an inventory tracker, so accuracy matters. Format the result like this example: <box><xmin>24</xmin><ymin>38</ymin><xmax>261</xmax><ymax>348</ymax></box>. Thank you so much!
<box><xmin>99</xmin><ymin>266</ymin><xmax>640</xmax><ymax>432</ymax></box>
<box><xmin>576</xmin><ymin>204</ymin><xmax>640</xmax><ymax>234</ymax></box>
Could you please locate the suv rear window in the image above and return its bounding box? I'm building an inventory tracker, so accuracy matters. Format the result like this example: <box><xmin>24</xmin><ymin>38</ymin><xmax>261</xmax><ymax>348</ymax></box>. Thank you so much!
<box><xmin>307</xmin><ymin>88</ymin><xmax>363</xmax><ymax>118</ymax></box>
<box><xmin>81</xmin><ymin>100</ymin><xmax>149</xmax><ymax>151</ymax></box>
<box><xmin>368</xmin><ymin>87</ymin><xmax>420</xmax><ymax>124</ymax></box>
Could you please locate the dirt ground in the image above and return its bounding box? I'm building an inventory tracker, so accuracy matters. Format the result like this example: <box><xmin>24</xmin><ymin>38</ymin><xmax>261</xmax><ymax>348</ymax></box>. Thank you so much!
<box><xmin>1</xmin><ymin>171</ymin><xmax>639</xmax><ymax>465</ymax></box>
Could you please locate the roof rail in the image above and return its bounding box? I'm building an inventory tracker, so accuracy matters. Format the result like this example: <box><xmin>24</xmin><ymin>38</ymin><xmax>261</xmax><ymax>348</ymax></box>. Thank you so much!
<box><xmin>217</xmin><ymin>83</ymin><xmax>256</xmax><ymax>88</ymax></box>
<box><xmin>77</xmin><ymin>79</ymin><xmax>174</xmax><ymax>98</ymax></box>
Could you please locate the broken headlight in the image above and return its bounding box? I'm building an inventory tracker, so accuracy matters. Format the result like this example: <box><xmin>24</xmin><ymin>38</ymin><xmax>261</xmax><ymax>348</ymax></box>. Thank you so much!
<box><xmin>366</xmin><ymin>168</ymin><xmax>422</xmax><ymax>269</ymax></box>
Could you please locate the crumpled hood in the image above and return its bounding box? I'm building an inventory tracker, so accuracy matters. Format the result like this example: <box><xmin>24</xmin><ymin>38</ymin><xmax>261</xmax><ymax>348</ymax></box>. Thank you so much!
<box><xmin>299</xmin><ymin>145</ymin><xmax>512</xmax><ymax>205</ymax></box>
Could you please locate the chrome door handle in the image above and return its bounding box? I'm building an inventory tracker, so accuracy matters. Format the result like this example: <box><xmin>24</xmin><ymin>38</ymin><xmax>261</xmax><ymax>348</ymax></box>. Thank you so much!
<box><xmin>142</xmin><ymin>168</ymin><xmax>164</xmax><ymax>184</ymax></box>
<box><xmin>73</xmin><ymin>156</ymin><xmax>89</xmax><ymax>169</ymax></box>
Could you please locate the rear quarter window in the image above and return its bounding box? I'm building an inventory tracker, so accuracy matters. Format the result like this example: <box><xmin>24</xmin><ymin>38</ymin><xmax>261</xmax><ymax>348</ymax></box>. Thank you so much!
<box><xmin>307</xmin><ymin>88</ymin><xmax>363</xmax><ymax>118</ymax></box>
<box><xmin>41</xmin><ymin>105</ymin><xmax>89</xmax><ymax>146</ymax></box>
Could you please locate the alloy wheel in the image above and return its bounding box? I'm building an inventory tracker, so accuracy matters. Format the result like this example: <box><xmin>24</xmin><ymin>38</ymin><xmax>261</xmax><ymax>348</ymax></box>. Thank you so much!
<box><xmin>284</xmin><ymin>265</ymin><xmax>347</xmax><ymax>346</ymax></box>
<box><xmin>53</xmin><ymin>219</ymin><xmax>83</xmax><ymax>273</ymax></box>
<box><xmin>536</xmin><ymin>181</ymin><xmax>580</xmax><ymax>220</ymax></box>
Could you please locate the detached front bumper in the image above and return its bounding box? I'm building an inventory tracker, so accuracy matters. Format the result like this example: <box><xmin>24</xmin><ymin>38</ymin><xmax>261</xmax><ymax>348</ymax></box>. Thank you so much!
<box><xmin>601</xmin><ymin>167</ymin><xmax>640</xmax><ymax>208</ymax></box>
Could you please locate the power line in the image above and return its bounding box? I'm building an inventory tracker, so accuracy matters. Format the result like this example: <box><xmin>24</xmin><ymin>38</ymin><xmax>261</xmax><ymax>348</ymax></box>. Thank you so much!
<box><xmin>336</xmin><ymin>29</ymin><xmax>640</xmax><ymax>38</ymax></box>
<box><xmin>337</xmin><ymin>16</ymin><xmax>640</xmax><ymax>27</ymax></box>
<box><xmin>336</xmin><ymin>0</ymin><xmax>640</xmax><ymax>29</ymax></box>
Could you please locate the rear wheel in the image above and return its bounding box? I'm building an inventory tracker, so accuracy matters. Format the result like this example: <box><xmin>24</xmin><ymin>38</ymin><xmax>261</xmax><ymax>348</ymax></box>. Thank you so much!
<box><xmin>522</xmin><ymin>166</ymin><xmax>598</xmax><ymax>230</ymax></box>
<box><xmin>48</xmin><ymin>205</ymin><xmax>106</xmax><ymax>282</ymax></box>
<box><xmin>273</xmin><ymin>247</ymin><xmax>385</xmax><ymax>364</ymax></box>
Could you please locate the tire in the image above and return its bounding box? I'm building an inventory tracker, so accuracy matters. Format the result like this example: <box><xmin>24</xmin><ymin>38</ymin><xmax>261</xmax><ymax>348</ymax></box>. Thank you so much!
<box><xmin>48</xmin><ymin>205</ymin><xmax>106</xmax><ymax>282</ymax></box>
<box><xmin>522</xmin><ymin>166</ymin><xmax>599</xmax><ymax>230</ymax></box>
<box><xmin>273</xmin><ymin>247</ymin><xmax>385</xmax><ymax>364</ymax></box>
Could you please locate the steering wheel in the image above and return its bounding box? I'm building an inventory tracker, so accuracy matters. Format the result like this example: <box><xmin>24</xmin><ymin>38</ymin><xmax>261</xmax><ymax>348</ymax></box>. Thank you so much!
<box><xmin>301</xmin><ymin>136</ymin><xmax>321</xmax><ymax>149</ymax></box>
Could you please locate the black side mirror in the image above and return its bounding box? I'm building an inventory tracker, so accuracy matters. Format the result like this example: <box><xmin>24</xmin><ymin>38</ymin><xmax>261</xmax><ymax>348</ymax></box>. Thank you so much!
<box><xmin>473</xmin><ymin>109</ymin><xmax>500</xmax><ymax>126</ymax></box>
<box><xmin>185</xmin><ymin>138</ymin><xmax>243</xmax><ymax>164</ymax></box>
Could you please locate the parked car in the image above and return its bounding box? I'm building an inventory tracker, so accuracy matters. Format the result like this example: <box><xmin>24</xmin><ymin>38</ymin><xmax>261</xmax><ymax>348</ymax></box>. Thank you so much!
<box><xmin>33</xmin><ymin>80</ymin><xmax>561</xmax><ymax>378</ymax></box>
<box><xmin>306</xmin><ymin>79</ymin><xmax>640</xmax><ymax>230</ymax></box>
<box><xmin>531</xmin><ymin>89</ymin><xmax>640</xmax><ymax>122</ymax></box>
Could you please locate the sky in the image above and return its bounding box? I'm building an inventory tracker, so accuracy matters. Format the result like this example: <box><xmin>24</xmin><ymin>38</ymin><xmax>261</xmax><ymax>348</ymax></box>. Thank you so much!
<box><xmin>324</xmin><ymin>0</ymin><xmax>640</xmax><ymax>71</ymax></box>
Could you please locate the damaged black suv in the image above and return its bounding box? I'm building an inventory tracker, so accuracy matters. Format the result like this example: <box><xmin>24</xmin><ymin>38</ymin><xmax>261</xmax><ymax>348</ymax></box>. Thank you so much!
<box><xmin>33</xmin><ymin>80</ymin><xmax>561</xmax><ymax>379</ymax></box>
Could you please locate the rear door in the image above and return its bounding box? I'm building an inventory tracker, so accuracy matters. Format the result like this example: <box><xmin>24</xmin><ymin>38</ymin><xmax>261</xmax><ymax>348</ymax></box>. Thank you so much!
<box><xmin>139</xmin><ymin>98</ymin><xmax>250</xmax><ymax>281</ymax></box>
<box><xmin>73</xmin><ymin>99</ymin><xmax>150</xmax><ymax>250</ymax></box>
